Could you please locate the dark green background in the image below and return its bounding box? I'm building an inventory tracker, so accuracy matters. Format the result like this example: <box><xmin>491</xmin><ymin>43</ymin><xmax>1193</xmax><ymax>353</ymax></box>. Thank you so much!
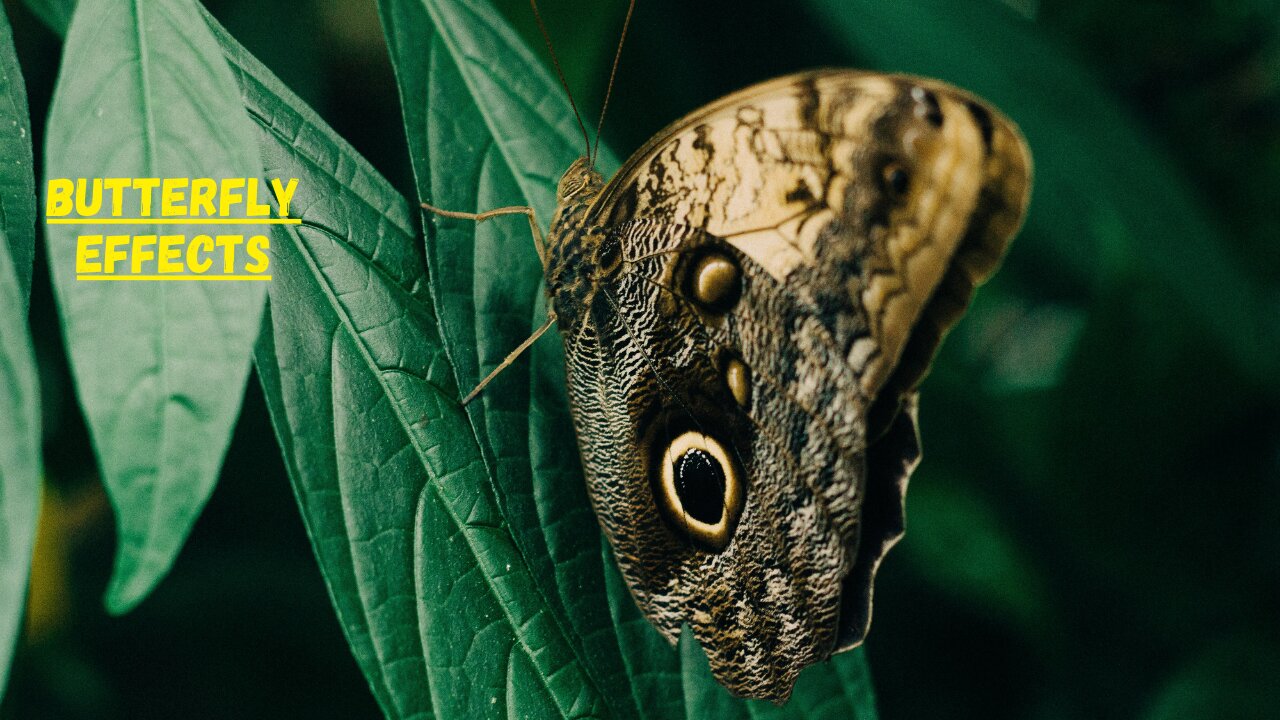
<box><xmin>3</xmin><ymin>0</ymin><xmax>1278</xmax><ymax>717</ymax></box>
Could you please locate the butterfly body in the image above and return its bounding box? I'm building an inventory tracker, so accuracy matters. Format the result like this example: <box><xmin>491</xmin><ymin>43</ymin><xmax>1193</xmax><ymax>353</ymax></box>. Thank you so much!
<box><xmin>542</xmin><ymin>69</ymin><xmax>1031</xmax><ymax>701</ymax></box>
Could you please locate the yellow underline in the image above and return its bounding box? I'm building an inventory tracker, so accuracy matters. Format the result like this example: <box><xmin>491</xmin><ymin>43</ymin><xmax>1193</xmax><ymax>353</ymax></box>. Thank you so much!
<box><xmin>48</xmin><ymin>217</ymin><xmax>299</xmax><ymax>225</ymax></box>
<box><xmin>76</xmin><ymin>275</ymin><xmax>272</xmax><ymax>281</ymax></box>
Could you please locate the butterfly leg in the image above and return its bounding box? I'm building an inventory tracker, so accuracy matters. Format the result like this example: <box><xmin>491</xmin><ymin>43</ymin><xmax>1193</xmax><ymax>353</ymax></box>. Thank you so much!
<box><xmin>420</xmin><ymin>201</ymin><xmax>547</xmax><ymax>269</ymax></box>
<box><xmin>461</xmin><ymin>310</ymin><xmax>558</xmax><ymax>406</ymax></box>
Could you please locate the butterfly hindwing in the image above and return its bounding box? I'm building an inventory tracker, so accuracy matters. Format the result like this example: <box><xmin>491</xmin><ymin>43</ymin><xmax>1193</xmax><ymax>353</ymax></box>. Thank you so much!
<box><xmin>544</xmin><ymin>69</ymin><xmax>1031</xmax><ymax>701</ymax></box>
<box><xmin>569</xmin><ymin>220</ymin><xmax>867</xmax><ymax>697</ymax></box>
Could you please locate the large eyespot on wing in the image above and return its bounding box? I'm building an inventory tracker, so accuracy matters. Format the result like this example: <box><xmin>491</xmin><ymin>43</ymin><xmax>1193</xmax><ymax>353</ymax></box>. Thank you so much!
<box><xmin>651</xmin><ymin>428</ymin><xmax>745</xmax><ymax>552</ymax></box>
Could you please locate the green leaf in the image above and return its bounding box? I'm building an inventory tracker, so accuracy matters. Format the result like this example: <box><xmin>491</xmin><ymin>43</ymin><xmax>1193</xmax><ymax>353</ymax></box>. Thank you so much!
<box><xmin>807</xmin><ymin>0</ymin><xmax>1280</xmax><ymax>390</ymax></box>
<box><xmin>0</xmin><ymin>228</ymin><xmax>39</xmax><ymax>700</ymax></box>
<box><xmin>0</xmin><ymin>3</ymin><xmax>36</xmax><ymax>309</ymax></box>
<box><xmin>213</xmin><ymin>5</ymin><xmax>608</xmax><ymax>717</ymax></box>
<box><xmin>209</xmin><ymin>17</ymin><xmax>431</xmax><ymax>715</ymax></box>
<box><xmin>20</xmin><ymin>0</ymin><xmax>76</xmax><ymax>37</ymax></box>
<box><xmin>1141</xmin><ymin>636</ymin><xmax>1280</xmax><ymax>720</ymax></box>
<box><xmin>43</xmin><ymin>0</ymin><xmax>266</xmax><ymax>613</ymax></box>
<box><xmin>379</xmin><ymin>0</ymin><xmax>879</xmax><ymax>717</ymax></box>
<box><xmin>0</xmin><ymin>5</ymin><xmax>39</xmax><ymax>696</ymax></box>
<box><xmin>901</xmin><ymin>477</ymin><xmax>1052</xmax><ymax>636</ymax></box>
<box><xmin>28</xmin><ymin>0</ymin><xmax>425</xmax><ymax>707</ymax></box>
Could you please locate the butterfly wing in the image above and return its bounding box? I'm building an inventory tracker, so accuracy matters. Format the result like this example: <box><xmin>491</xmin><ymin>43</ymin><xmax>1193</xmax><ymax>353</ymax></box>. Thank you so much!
<box><xmin>548</xmin><ymin>69</ymin><xmax>1031</xmax><ymax>701</ymax></box>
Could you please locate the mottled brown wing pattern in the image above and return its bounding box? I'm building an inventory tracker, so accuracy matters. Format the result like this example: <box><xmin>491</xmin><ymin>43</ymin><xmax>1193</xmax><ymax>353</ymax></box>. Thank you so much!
<box><xmin>544</xmin><ymin>69</ymin><xmax>1032</xmax><ymax>702</ymax></box>
<box><xmin>556</xmin><ymin>221</ymin><xmax>868</xmax><ymax>699</ymax></box>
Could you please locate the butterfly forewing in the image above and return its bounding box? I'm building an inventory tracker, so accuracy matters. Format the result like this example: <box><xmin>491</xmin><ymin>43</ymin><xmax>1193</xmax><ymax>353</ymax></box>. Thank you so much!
<box><xmin>544</xmin><ymin>69</ymin><xmax>1031</xmax><ymax>701</ymax></box>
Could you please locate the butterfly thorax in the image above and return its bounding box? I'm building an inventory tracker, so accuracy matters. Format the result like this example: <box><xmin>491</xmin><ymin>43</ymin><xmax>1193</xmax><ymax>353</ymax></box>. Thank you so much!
<box><xmin>545</xmin><ymin>157</ymin><xmax>615</xmax><ymax>329</ymax></box>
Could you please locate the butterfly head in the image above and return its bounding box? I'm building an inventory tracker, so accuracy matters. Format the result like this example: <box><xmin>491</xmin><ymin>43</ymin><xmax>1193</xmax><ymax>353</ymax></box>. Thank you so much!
<box><xmin>548</xmin><ymin>156</ymin><xmax>607</xmax><ymax>271</ymax></box>
<box><xmin>556</xmin><ymin>156</ymin><xmax>605</xmax><ymax>204</ymax></box>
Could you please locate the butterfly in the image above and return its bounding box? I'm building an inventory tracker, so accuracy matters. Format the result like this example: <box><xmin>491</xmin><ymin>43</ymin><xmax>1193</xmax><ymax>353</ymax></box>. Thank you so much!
<box><xmin>426</xmin><ymin>21</ymin><xmax>1032</xmax><ymax>704</ymax></box>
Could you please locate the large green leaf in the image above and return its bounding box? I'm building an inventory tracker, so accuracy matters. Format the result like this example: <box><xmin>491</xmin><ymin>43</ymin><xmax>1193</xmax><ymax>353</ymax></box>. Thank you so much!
<box><xmin>808</xmin><ymin>0</ymin><xmax>1280</xmax><ymax>390</ymax></box>
<box><xmin>26</xmin><ymin>0</ymin><xmax>415</xmax><ymax>708</ymax></box>
<box><xmin>0</xmin><ymin>5</ymin><xmax>39</xmax><ymax>697</ymax></box>
<box><xmin>21</xmin><ymin>0</ymin><xmax>75</xmax><ymax>37</ymax></box>
<box><xmin>0</xmin><ymin>3</ymin><xmax>35</xmax><ymax>309</ymax></box>
<box><xmin>225</xmin><ymin>33</ymin><xmax>434</xmax><ymax>719</ymax></box>
<box><xmin>43</xmin><ymin>0</ymin><xmax>266</xmax><ymax>612</ymax></box>
<box><xmin>378</xmin><ymin>0</ymin><xmax>879</xmax><ymax>717</ymax></box>
<box><xmin>206</xmin><ymin>6</ymin><xmax>610</xmax><ymax>719</ymax></box>
<box><xmin>0</xmin><ymin>225</ymin><xmax>39</xmax><ymax>699</ymax></box>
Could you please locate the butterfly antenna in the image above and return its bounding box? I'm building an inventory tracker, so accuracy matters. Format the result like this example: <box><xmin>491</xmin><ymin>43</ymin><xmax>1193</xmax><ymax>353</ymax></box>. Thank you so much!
<box><xmin>593</xmin><ymin>0</ymin><xmax>635</xmax><ymax>166</ymax></box>
<box><xmin>531</xmin><ymin>0</ymin><xmax>592</xmax><ymax>159</ymax></box>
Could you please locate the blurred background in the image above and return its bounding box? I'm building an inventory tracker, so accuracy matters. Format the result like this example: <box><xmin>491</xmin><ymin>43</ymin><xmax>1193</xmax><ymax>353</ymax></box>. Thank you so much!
<box><xmin>3</xmin><ymin>0</ymin><xmax>1278</xmax><ymax>717</ymax></box>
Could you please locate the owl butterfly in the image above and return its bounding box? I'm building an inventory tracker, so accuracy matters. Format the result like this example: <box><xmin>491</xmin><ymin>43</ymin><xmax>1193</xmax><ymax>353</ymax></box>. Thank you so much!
<box><xmin>429</xmin><ymin>18</ymin><xmax>1032</xmax><ymax>703</ymax></box>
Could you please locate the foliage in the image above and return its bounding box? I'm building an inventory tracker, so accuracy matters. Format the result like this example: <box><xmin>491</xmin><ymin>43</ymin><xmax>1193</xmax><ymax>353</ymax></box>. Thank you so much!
<box><xmin>0</xmin><ymin>2</ymin><xmax>40</xmax><ymax>694</ymax></box>
<box><xmin>1</xmin><ymin>0</ymin><xmax>1277</xmax><ymax>718</ymax></box>
<box><xmin>42</xmin><ymin>0</ymin><xmax>266</xmax><ymax>614</ymax></box>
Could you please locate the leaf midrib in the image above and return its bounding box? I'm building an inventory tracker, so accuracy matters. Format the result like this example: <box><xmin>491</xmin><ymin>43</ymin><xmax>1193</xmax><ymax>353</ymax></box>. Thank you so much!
<box><xmin>129</xmin><ymin>0</ymin><xmax>172</xmax><ymax>601</ymax></box>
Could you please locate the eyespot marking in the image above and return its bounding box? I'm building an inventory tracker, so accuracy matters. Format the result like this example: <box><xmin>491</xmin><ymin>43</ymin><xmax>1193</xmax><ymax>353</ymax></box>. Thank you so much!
<box><xmin>725</xmin><ymin>357</ymin><xmax>751</xmax><ymax>408</ymax></box>
<box><xmin>674</xmin><ymin>449</ymin><xmax>724</xmax><ymax>524</ymax></box>
<box><xmin>690</xmin><ymin>252</ymin><xmax>742</xmax><ymax>313</ymax></box>
<box><xmin>655</xmin><ymin>431</ymin><xmax>744</xmax><ymax>551</ymax></box>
